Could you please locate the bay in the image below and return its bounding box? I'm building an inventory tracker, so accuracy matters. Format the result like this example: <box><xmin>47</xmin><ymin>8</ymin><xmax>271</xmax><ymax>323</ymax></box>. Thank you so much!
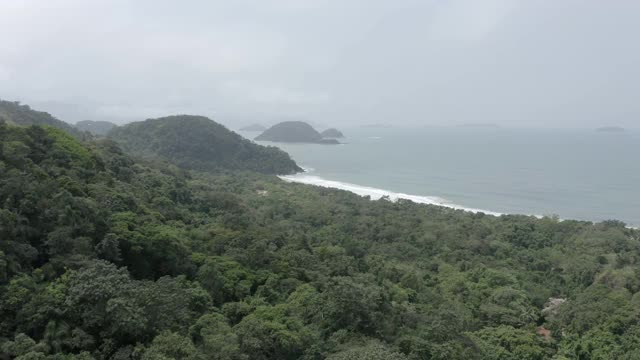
<box><xmin>243</xmin><ymin>127</ymin><xmax>640</xmax><ymax>226</ymax></box>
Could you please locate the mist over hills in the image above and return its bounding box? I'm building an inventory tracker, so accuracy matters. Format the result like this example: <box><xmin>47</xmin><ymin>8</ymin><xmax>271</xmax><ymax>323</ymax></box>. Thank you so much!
<box><xmin>239</xmin><ymin>124</ymin><xmax>267</xmax><ymax>132</ymax></box>
<box><xmin>74</xmin><ymin>120</ymin><xmax>117</xmax><ymax>136</ymax></box>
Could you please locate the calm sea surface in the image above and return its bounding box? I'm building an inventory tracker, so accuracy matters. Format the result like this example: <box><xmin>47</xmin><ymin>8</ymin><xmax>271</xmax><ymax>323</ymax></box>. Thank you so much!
<box><xmin>243</xmin><ymin>127</ymin><xmax>640</xmax><ymax>226</ymax></box>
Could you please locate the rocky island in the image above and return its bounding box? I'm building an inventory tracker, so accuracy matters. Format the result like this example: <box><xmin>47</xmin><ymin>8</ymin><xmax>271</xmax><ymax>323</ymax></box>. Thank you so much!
<box><xmin>255</xmin><ymin>121</ymin><xmax>340</xmax><ymax>144</ymax></box>
<box><xmin>320</xmin><ymin>128</ymin><xmax>344</xmax><ymax>138</ymax></box>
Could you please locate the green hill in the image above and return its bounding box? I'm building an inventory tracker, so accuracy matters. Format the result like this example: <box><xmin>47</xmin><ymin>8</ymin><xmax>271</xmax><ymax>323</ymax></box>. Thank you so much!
<box><xmin>0</xmin><ymin>99</ymin><xmax>81</xmax><ymax>136</ymax></box>
<box><xmin>256</xmin><ymin>121</ymin><xmax>340</xmax><ymax>144</ymax></box>
<box><xmin>109</xmin><ymin>115</ymin><xmax>301</xmax><ymax>174</ymax></box>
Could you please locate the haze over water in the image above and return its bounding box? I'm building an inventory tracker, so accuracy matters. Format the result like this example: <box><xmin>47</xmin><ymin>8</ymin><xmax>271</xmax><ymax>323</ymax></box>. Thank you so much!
<box><xmin>250</xmin><ymin>127</ymin><xmax>640</xmax><ymax>226</ymax></box>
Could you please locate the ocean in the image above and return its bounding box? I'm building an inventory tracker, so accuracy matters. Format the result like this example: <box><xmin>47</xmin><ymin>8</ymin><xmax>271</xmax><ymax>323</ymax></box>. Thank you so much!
<box><xmin>243</xmin><ymin>127</ymin><xmax>640</xmax><ymax>227</ymax></box>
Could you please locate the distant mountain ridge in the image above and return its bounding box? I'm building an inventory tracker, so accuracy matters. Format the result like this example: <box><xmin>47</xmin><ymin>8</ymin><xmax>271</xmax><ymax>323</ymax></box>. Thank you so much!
<box><xmin>255</xmin><ymin>121</ymin><xmax>340</xmax><ymax>144</ymax></box>
<box><xmin>109</xmin><ymin>115</ymin><xmax>301</xmax><ymax>174</ymax></box>
<box><xmin>75</xmin><ymin>120</ymin><xmax>117</xmax><ymax>135</ymax></box>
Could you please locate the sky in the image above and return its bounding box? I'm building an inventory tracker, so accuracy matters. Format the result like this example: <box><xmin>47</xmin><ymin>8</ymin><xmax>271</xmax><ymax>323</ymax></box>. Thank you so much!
<box><xmin>1</xmin><ymin>0</ymin><xmax>639</xmax><ymax>128</ymax></box>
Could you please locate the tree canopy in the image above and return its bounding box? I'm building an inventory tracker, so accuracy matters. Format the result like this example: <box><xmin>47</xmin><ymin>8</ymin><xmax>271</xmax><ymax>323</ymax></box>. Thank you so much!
<box><xmin>109</xmin><ymin>115</ymin><xmax>301</xmax><ymax>174</ymax></box>
<box><xmin>0</xmin><ymin>99</ymin><xmax>82</xmax><ymax>137</ymax></box>
<box><xmin>1</xmin><ymin>111</ymin><xmax>640</xmax><ymax>359</ymax></box>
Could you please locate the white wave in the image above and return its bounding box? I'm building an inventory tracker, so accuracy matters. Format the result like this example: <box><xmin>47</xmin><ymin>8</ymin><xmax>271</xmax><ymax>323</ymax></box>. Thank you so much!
<box><xmin>279</xmin><ymin>174</ymin><xmax>503</xmax><ymax>216</ymax></box>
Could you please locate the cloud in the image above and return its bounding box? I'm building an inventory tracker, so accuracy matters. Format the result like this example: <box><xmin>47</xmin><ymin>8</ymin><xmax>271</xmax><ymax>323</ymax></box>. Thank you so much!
<box><xmin>1</xmin><ymin>0</ymin><xmax>639</xmax><ymax>127</ymax></box>
<box><xmin>426</xmin><ymin>0</ymin><xmax>517</xmax><ymax>42</ymax></box>
<box><xmin>221</xmin><ymin>80</ymin><xmax>329</xmax><ymax>106</ymax></box>
<box><xmin>0</xmin><ymin>65</ymin><xmax>9</xmax><ymax>82</ymax></box>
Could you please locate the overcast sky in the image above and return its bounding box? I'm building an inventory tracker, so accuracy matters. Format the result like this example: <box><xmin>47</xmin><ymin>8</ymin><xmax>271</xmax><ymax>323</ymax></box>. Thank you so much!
<box><xmin>1</xmin><ymin>0</ymin><xmax>639</xmax><ymax>128</ymax></box>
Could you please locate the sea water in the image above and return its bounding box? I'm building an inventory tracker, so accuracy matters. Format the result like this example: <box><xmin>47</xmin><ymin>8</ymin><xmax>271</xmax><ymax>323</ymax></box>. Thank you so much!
<box><xmin>244</xmin><ymin>127</ymin><xmax>640</xmax><ymax>226</ymax></box>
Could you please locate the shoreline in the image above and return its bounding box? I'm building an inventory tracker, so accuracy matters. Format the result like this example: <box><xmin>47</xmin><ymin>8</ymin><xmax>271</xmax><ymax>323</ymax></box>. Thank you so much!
<box><xmin>279</xmin><ymin>169</ymin><xmax>638</xmax><ymax>229</ymax></box>
<box><xmin>278</xmin><ymin>171</ymin><xmax>504</xmax><ymax>217</ymax></box>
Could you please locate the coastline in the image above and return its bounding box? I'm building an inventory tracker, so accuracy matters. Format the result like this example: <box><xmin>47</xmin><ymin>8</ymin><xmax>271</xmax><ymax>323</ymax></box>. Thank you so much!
<box><xmin>278</xmin><ymin>170</ymin><xmax>504</xmax><ymax>217</ymax></box>
<box><xmin>279</xmin><ymin>171</ymin><xmax>640</xmax><ymax>229</ymax></box>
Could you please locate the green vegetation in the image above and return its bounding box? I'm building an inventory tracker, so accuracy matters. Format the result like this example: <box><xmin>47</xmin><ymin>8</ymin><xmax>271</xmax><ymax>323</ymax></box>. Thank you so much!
<box><xmin>1</xmin><ymin>108</ymin><xmax>640</xmax><ymax>359</ymax></box>
<box><xmin>256</xmin><ymin>121</ymin><xmax>340</xmax><ymax>144</ymax></box>
<box><xmin>108</xmin><ymin>115</ymin><xmax>301</xmax><ymax>174</ymax></box>
<box><xmin>0</xmin><ymin>99</ymin><xmax>81</xmax><ymax>137</ymax></box>
<box><xmin>75</xmin><ymin>120</ymin><xmax>117</xmax><ymax>136</ymax></box>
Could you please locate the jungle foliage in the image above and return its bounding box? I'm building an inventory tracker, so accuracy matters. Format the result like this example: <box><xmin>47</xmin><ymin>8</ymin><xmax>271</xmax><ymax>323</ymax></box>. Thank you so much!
<box><xmin>1</xmin><ymin>119</ymin><xmax>640</xmax><ymax>359</ymax></box>
<box><xmin>108</xmin><ymin>115</ymin><xmax>301</xmax><ymax>175</ymax></box>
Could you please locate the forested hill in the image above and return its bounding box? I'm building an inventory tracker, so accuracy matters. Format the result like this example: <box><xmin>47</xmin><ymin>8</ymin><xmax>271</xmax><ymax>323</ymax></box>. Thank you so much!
<box><xmin>2</xmin><ymin>119</ymin><xmax>640</xmax><ymax>359</ymax></box>
<box><xmin>0</xmin><ymin>99</ymin><xmax>81</xmax><ymax>137</ymax></box>
<box><xmin>108</xmin><ymin>115</ymin><xmax>301</xmax><ymax>174</ymax></box>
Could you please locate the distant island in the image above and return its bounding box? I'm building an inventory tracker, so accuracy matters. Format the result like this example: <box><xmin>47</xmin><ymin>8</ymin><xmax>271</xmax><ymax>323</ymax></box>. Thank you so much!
<box><xmin>75</xmin><ymin>120</ymin><xmax>117</xmax><ymax>136</ymax></box>
<box><xmin>239</xmin><ymin>123</ymin><xmax>267</xmax><ymax>132</ymax></box>
<box><xmin>255</xmin><ymin>121</ymin><xmax>340</xmax><ymax>144</ymax></box>
<box><xmin>459</xmin><ymin>123</ymin><xmax>501</xmax><ymax>128</ymax></box>
<box><xmin>596</xmin><ymin>126</ymin><xmax>625</xmax><ymax>133</ymax></box>
<box><xmin>320</xmin><ymin>128</ymin><xmax>344</xmax><ymax>138</ymax></box>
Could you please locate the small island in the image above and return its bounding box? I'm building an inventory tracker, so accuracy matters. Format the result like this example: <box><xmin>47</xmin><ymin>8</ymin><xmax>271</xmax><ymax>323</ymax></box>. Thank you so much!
<box><xmin>239</xmin><ymin>123</ymin><xmax>267</xmax><ymax>132</ymax></box>
<box><xmin>459</xmin><ymin>123</ymin><xmax>500</xmax><ymax>128</ymax></box>
<box><xmin>320</xmin><ymin>128</ymin><xmax>344</xmax><ymax>138</ymax></box>
<box><xmin>596</xmin><ymin>126</ymin><xmax>625</xmax><ymax>133</ymax></box>
<box><xmin>255</xmin><ymin>121</ymin><xmax>340</xmax><ymax>144</ymax></box>
<box><xmin>75</xmin><ymin>120</ymin><xmax>117</xmax><ymax>136</ymax></box>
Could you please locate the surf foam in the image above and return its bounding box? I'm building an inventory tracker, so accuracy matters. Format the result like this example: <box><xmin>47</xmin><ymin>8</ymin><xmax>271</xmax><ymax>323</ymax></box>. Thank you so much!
<box><xmin>279</xmin><ymin>173</ymin><xmax>503</xmax><ymax>216</ymax></box>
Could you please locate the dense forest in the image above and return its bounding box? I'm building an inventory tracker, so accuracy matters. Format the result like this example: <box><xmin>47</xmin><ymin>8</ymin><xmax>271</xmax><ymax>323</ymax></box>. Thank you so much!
<box><xmin>108</xmin><ymin>116</ymin><xmax>300</xmax><ymax>175</ymax></box>
<box><xmin>0</xmin><ymin>100</ymin><xmax>82</xmax><ymax>138</ymax></box>
<box><xmin>1</xmin><ymin>107</ymin><xmax>640</xmax><ymax>359</ymax></box>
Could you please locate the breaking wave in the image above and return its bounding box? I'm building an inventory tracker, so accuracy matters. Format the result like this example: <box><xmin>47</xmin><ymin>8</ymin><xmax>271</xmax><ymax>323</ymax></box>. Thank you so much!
<box><xmin>279</xmin><ymin>173</ymin><xmax>503</xmax><ymax>216</ymax></box>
